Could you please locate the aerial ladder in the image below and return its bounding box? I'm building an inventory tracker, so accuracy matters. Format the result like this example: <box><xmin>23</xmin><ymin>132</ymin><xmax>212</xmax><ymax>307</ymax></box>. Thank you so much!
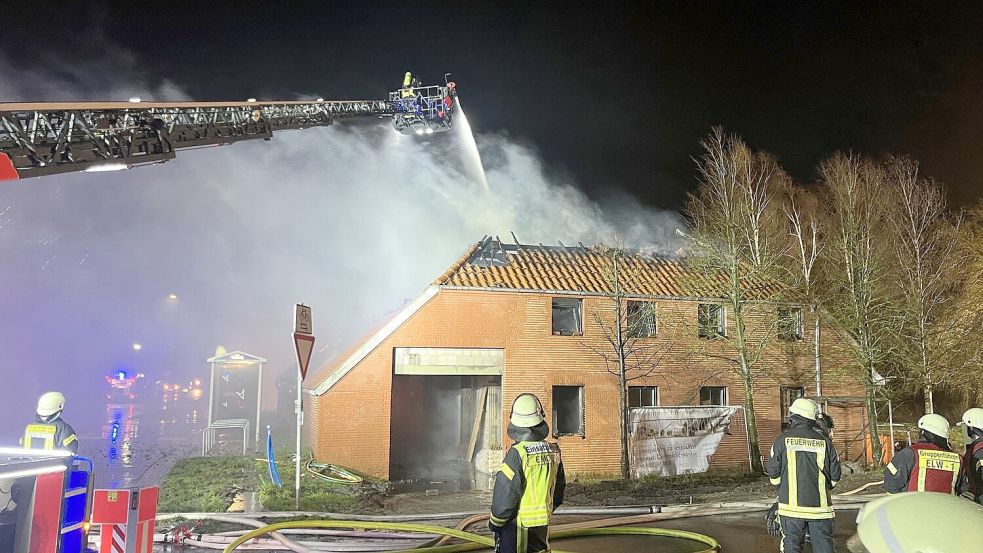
<box><xmin>0</xmin><ymin>74</ymin><xmax>458</xmax><ymax>181</ymax></box>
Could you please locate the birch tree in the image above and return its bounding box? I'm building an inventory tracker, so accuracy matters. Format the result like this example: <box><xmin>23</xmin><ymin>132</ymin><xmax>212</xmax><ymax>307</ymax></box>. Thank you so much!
<box><xmin>817</xmin><ymin>153</ymin><xmax>898</xmax><ymax>464</ymax></box>
<box><xmin>951</xmin><ymin>204</ymin><xmax>983</xmax><ymax>407</ymax></box>
<box><xmin>887</xmin><ymin>157</ymin><xmax>965</xmax><ymax>414</ymax></box>
<box><xmin>683</xmin><ymin>128</ymin><xmax>791</xmax><ymax>473</ymax></box>
<box><xmin>782</xmin><ymin>185</ymin><xmax>825</xmax><ymax>394</ymax></box>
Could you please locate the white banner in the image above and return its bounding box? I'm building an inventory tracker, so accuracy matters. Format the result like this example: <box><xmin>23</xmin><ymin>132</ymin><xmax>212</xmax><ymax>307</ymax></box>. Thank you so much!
<box><xmin>629</xmin><ymin>406</ymin><xmax>740</xmax><ymax>477</ymax></box>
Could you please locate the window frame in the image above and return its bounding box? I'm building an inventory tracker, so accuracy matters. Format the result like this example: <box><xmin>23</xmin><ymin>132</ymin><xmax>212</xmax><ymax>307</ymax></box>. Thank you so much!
<box><xmin>551</xmin><ymin>297</ymin><xmax>584</xmax><ymax>336</ymax></box>
<box><xmin>699</xmin><ymin>386</ymin><xmax>729</xmax><ymax>406</ymax></box>
<box><xmin>697</xmin><ymin>303</ymin><xmax>726</xmax><ymax>339</ymax></box>
<box><xmin>628</xmin><ymin>385</ymin><xmax>659</xmax><ymax>409</ymax></box>
<box><xmin>777</xmin><ymin>306</ymin><xmax>804</xmax><ymax>341</ymax></box>
<box><xmin>552</xmin><ymin>385</ymin><xmax>586</xmax><ymax>437</ymax></box>
<box><xmin>627</xmin><ymin>301</ymin><xmax>658</xmax><ymax>338</ymax></box>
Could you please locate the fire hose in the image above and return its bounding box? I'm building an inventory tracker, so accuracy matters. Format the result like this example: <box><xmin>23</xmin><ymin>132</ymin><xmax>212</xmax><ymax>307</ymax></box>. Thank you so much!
<box><xmin>219</xmin><ymin>519</ymin><xmax>722</xmax><ymax>553</ymax></box>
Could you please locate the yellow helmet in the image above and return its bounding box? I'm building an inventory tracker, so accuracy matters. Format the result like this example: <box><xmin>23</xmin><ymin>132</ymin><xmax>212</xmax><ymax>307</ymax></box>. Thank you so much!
<box><xmin>510</xmin><ymin>393</ymin><xmax>546</xmax><ymax>428</ymax></box>
<box><xmin>37</xmin><ymin>392</ymin><xmax>65</xmax><ymax>417</ymax></box>
<box><xmin>856</xmin><ymin>493</ymin><xmax>983</xmax><ymax>552</ymax></box>
<box><xmin>962</xmin><ymin>408</ymin><xmax>983</xmax><ymax>431</ymax></box>
<box><xmin>789</xmin><ymin>397</ymin><xmax>818</xmax><ymax>420</ymax></box>
<box><xmin>917</xmin><ymin>413</ymin><xmax>950</xmax><ymax>438</ymax></box>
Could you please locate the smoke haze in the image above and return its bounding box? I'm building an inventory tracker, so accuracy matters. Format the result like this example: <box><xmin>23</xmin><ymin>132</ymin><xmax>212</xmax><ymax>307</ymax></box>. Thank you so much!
<box><xmin>0</xmin><ymin>47</ymin><xmax>680</xmax><ymax>441</ymax></box>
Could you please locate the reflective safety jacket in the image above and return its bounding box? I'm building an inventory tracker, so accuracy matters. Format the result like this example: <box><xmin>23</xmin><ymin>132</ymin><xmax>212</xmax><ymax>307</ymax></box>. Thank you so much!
<box><xmin>21</xmin><ymin>416</ymin><xmax>79</xmax><ymax>453</ymax></box>
<box><xmin>966</xmin><ymin>440</ymin><xmax>983</xmax><ymax>504</ymax></box>
<box><xmin>766</xmin><ymin>419</ymin><xmax>841</xmax><ymax>520</ymax></box>
<box><xmin>885</xmin><ymin>441</ymin><xmax>964</xmax><ymax>494</ymax></box>
<box><xmin>490</xmin><ymin>439</ymin><xmax>565</xmax><ymax>529</ymax></box>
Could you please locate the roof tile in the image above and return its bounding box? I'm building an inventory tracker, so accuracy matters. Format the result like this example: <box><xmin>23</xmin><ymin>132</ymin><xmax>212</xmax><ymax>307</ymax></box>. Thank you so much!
<box><xmin>432</xmin><ymin>237</ymin><xmax>786</xmax><ymax>300</ymax></box>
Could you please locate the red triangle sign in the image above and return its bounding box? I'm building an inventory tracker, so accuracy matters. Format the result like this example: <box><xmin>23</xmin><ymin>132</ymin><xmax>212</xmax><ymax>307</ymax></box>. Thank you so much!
<box><xmin>293</xmin><ymin>332</ymin><xmax>316</xmax><ymax>380</ymax></box>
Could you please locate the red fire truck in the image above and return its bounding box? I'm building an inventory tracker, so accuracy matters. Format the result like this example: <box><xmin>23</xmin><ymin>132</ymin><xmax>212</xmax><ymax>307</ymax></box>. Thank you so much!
<box><xmin>0</xmin><ymin>448</ymin><xmax>94</xmax><ymax>553</ymax></box>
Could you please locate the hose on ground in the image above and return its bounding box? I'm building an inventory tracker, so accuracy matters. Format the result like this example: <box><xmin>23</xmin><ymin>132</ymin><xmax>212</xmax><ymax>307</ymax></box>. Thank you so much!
<box><xmin>219</xmin><ymin>519</ymin><xmax>721</xmax><ymax>553</ymax></box>
<box><xmin>173</xmin><ymin>514</ymin><xmax>314</xmax><ymax>553</ymax></box>
<box><xmin>837</xmin><ymin>480</ymin><xmax>884</xmax><ymax>496</ymax></box>
<box><xmin>306</xmin><ymin>458</ymin><xmax>364</xmax><ymax>484</ymax></box>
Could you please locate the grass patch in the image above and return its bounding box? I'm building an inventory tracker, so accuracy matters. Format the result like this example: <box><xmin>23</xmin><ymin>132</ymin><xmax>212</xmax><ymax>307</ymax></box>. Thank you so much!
<box><xmin>257</xmin><ymin>452</ymin><xmax>385</xmax><ymax>513</ymax></box>
<box><xmin>158</xmin><ymin>456</ymin><xmax>259</xmax><ymax>513</ymax></box>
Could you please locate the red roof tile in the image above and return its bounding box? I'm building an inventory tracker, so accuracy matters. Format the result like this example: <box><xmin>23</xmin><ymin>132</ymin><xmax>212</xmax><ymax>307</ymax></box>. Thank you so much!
<box><xmin>433</xmin><ymin>237</ymin><xmax>786</xmax><ymax>300</ymax></box>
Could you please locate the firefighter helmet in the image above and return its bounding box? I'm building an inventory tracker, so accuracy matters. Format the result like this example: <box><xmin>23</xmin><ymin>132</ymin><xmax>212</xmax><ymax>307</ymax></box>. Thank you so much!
<box><xmin>788</xmin><ymin>397</ymin><xmax>818</xmax><ymax>420</ymax></box>
<box><xmin>917</xmin><ymin>413</ymin><xmax>950</xmax><ymax>439</ymax></box>
<box><xmin>510</xmin><ymin>393</ymin><xmax>546</xmax><ymax>428</ymax></box>
<box><xmin>962</xmin><ymin>408</ymin><xmax>983</xmax><ymax>431</ymax></box>
<box><xmin>856</xmin><ymin>493</ymin><xmax>983</xmax><ymax>552</ymax></box>
<box><xmin>36</xmin><ymin>392</ymin><xmax>65</xmax><ymax>417</ymax></box>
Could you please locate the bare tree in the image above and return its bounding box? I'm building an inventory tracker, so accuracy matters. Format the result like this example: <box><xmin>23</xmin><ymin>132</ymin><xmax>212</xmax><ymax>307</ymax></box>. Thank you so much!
<box><xmin>783</xmin><ymin>185</ymin><xmax>823</xmax><ymax>297</ymax></box>
<box><xmin>928</xmin><ymin>202</ymin><xmax>983</xmax><ymax>412</ymax></box>
<box><xmin>585</xmin><ymin>245</ymin><xmax>674</xmax><ymax>479</ymax></box>
<box><xmin>782</xmin><ymin>185</ymin><xmax>826</xmax><ymax>395</ymax></box>
<box><xmin>683</xmin><ymin>128</ymin><xmax>792</xmax><ymax>473</ymax></box>
<box><xmin>817</xmin><ymin>153</ymin><xmax>898</xmax><ymax>464</ymax></box>
<box><xmin>887</xmin><ymin>157</ymin><xmax>966</xmax><ymax>414</ymax></box>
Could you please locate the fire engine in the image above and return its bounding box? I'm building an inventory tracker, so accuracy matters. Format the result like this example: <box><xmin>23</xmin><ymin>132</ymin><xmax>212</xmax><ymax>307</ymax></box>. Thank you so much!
<box><xmin>0</xmin><ymin>448</ymin><xmax>94</xmax><ymax>553</ymax></box>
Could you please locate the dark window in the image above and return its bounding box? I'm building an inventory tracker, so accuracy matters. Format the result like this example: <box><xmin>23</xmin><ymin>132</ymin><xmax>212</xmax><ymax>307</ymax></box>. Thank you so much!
<box><xmin>628</xmin><ymin>386</ymin><xmax>659</xmax><ymax>408</ymax></box>
<box><xmin>780</xmin><ymin>386</ymin><xmax>806</xmax><ymax>429</ymax></box>
<box><xmin>698</xmin><ymin>304</ymin><xmax>725</xmax><ymax>338</ymax></box>
<box><xmin>778</xmin><ymin>307</ymin><xmax>804</xmax><ymax>341</ymax></box>
<box><xmin>627</xmin><ymin>301</ymin><xmax>657</xmax><ymax>337</ymax></box>
<box><xmin>552</xmin><ymin>298</ymin><xmax>583</xmax><ymax>336</ymax></box>
<box><xmin>552</xmin><ymin>386</ymin><xmax>585</xmax><ymax>436</ymax></box>
<box><xmin>699</xmin><ymin>386</ymin><xmax>728</xmax><ymax>406</ymax></box>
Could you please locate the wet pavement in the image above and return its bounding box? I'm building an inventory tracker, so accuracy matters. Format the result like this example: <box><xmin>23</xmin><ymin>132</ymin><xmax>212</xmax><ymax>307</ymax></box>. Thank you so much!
<box><xmin>79</xmin><ymin>394</ymin><xmax>202</xmax><ymax>489</ymax></box>
<box><xmin>150</xmin><ymin>510</ymin><xmax>859</xmax><ymax>552</ymax></box>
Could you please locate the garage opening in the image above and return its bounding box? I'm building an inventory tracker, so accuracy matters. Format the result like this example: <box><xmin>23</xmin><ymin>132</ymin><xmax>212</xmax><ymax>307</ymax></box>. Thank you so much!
<box><xmin>390</xmin><ymin>348</ymin><xmax>503</xmax><ymax>491</ymax></box>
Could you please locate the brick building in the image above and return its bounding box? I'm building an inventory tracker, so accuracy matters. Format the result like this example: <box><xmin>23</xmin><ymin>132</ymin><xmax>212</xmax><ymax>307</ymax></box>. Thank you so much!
<box><xmin>305</xmin><ymin>237</ymin><xmax>868</xmax><ymax>481</ymax></box>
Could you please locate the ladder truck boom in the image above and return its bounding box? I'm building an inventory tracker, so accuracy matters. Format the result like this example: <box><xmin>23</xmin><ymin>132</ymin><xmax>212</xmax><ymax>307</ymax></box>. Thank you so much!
<box><xmin>0</xmin><ymin>75</ymin><xmax>458</xmax><ymax>181</ymax></box>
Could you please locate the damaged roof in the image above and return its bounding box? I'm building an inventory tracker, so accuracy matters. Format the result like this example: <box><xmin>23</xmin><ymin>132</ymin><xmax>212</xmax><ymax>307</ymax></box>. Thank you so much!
<box><xmin>433</xmin><ymin>236</ymin><xmax>786</xmax><ymax>300</ymax></box>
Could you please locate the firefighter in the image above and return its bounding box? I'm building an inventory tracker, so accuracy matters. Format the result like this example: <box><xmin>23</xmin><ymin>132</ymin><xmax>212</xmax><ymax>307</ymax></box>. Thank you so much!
<box><xmin>851</xmin><ymin>492</ymin><xmax>983</xmax><ymax>552</ymax></box>
<box><xmin>766</xmin><ymin>397</ymin><xmax>841</xmax><ymax>553</ymax></box>
<box><xmin>883</xmin><ymin>413</ymin><xmax>965</xmax><ymax>495</ymax></box>
<box><xmin>401</xmin><ymin>71</ymin><xmax>415</xmax><ymax>98</ymax></box>
<box><xmin>21</xmin><ymin>392</ymin><xmax>79</xmax><ymax>453</ymax></box>
<box><xmin>765</xmin><ymin>409</ymin><xmax>837</xmax><ymax>538</ymax></box>
<box><xmin>960</xmin><ymin>408</ymin><xmax>983</xmax><ymax>504</ymax></box>
<box><xmin>817</xmin><ymin>412</ymin><xmax>835</xmax><ymax>440</ymax></box>
<box><xmin>489</xmin><ymin>393</ymin><xmax>565</xmax><ymax>553</ymax></box>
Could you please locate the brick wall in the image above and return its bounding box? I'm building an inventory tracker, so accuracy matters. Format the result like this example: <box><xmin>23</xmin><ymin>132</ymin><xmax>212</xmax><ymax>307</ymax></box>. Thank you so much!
<box><xmin>308</xmin><ymin>288</ymin><xmax>867</xmax><ymax>479</ymax></box>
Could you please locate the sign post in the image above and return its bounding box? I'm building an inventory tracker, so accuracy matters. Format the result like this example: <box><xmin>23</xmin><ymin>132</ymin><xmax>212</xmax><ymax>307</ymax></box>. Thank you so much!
<box><xmin>293</xmin><ymin>304</ymin><xmax>315</xmax><ymax>510</ymax></box>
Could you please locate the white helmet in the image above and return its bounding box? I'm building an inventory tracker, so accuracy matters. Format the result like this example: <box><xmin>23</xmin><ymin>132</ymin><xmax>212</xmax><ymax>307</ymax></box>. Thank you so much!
<box><xmin>917</xmin><ymin>413</ymin><xmax>950</xmax><ymax>439</ymax></box>
<box><xmin>856</xmin><ymin>493</ymin><xmax>983</xmax><ymax>552</ymax></box>
<box><xmin>962</xmin><ymin>408</ymin><xmax>983</xmax><ymax>431</ymax></box>
<box><xmin>510</xmin><ymin>393</ymin><xmax>546</xmax><ymax>428</ymax></box>
<box><xmin>789</xmin><ymin>398</ymin><xmax>818</xmax><ymax>421</ymax></box>
<box><xmin>36</xmin><ymin>392</ymin><xmax>65</xmax><ymax>417</ymax></box>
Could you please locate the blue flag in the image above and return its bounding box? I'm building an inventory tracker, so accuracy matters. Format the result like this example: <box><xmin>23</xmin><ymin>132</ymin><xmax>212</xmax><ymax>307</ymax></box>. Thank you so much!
<box><xmin>267</xmin><ymin>429</ymin><xmax>283</xmax><ymax>487</ymax></box>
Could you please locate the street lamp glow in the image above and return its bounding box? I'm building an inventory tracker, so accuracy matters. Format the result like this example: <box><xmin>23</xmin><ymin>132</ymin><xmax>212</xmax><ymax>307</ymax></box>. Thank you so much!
<box><xmin>132</xmin><ymin>343</ymin><xmax>142</xmax><ymax>351</ymax></box>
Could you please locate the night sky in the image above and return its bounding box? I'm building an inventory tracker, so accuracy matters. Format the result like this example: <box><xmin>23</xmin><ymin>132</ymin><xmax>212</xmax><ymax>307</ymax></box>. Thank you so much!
<box><xmin>3</xmin><ymin>3</ymin><xmax>983</xmax><ymax>440</ymax></box>
<box><xmin>3</xmin><ymin>2</ymin><xmax>983</xmax><ymax>208</ymax></box>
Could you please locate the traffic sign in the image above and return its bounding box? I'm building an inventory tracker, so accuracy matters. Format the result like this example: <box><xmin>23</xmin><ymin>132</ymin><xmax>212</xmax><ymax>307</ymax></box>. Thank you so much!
<box><xmin>294</xmin><ymin>332</ymin><xmax>315</xmax><ymax>380</ymax></box>
<box><xmin>295</xmin><ymin>304</ymin><xmax>312</xmax><ymax>335</ymax></box>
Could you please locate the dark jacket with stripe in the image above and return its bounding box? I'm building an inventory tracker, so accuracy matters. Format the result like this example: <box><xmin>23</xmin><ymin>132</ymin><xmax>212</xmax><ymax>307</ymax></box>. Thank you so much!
<box><xmin>884</xmin><ymin>441</ymin><xmax>966</xmax><ymax>495</ymax></box>
<box><xmin>967</xmin><ymin>440</ymin><xmax>983</xmax><ymax>504</ymax></box>
<box><xmin>766</xmin><ymin>418</ymin><xmax>841</xmax><ymax>519</ymax></box>
<box><xmin>21</xmin><ymin>415</ymin><xmax>79</xmax><ymax>453</ymax></box>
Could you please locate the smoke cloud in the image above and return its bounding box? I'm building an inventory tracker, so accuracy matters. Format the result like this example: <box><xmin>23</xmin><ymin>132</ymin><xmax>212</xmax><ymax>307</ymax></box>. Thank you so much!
<box><xmin>0</xmin><ymin>45</ymin><xmax>681</xmax><ymax>440</ymax></box>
